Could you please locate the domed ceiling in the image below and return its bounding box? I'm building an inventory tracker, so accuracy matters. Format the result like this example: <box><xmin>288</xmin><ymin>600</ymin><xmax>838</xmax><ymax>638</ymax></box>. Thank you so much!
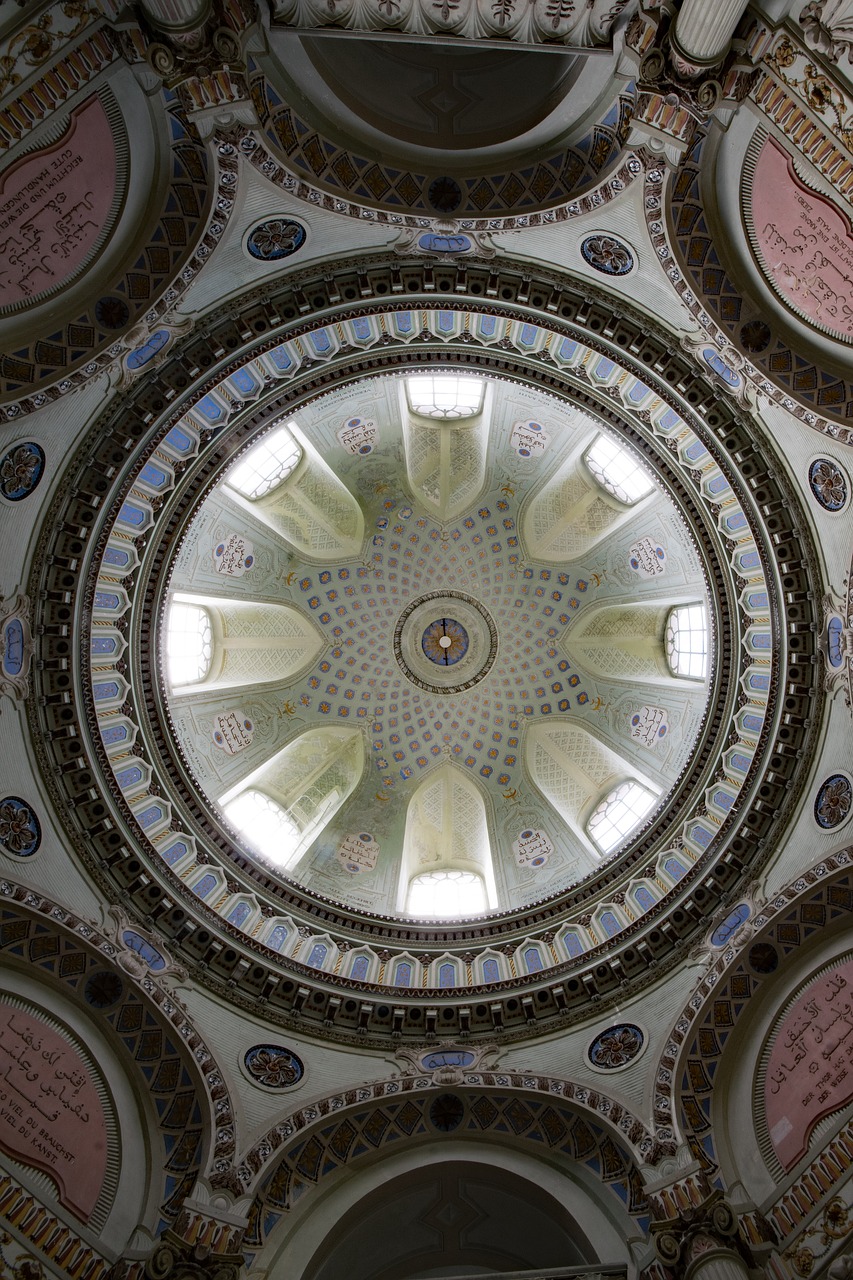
<box><xmin>159</xmin><ymin>372</ymin><xmax>713</xmax><ymax>919</ymax></box>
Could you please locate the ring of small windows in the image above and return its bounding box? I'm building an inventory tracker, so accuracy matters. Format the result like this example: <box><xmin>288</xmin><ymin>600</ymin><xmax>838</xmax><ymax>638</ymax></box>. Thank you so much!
<box><xmin>665</xmin><ymin>604</ymin><xmax>709</xmax><ymax>680</ymax></box>
<box><xmin>226</xmin><ymin>423</ymin><xmax>302</xmax><ymax>499</ymax></box>
<box><xmin>584</xmin><ymin>435</ymin><xmax>655</xmax><ymax>506</ymax></box>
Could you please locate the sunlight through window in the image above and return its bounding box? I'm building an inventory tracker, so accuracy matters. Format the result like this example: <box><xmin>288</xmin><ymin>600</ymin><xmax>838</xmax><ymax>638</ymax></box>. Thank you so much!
<box><xmin>407</xmin><ymin>375</ymin><xmax>484</xmax><ymax>419</ymax></box>
<box><xmin>407</xmin><ymin>869</ymin><xmax>487</xmax><ymax>918</ymax></box>
<box><xmin>226</xmin><ymin>423</ymin><xmax>302</xmax><ymax>499</ymax></box>
<box><xmin>665</xmin><ymin>604</ymin><xmax>709</xmax><ymax>679</ymax></box>
<box><xmin>587</xmin><ymin>780</ymin><xmax>657</xmax><ymax>855</ymax></box>
<box><xmin>166</xmin><ymin>601</ymin><xmax>213</xmax><ymax>685</ymax></box>
<box><xmin>223</xmin><ymin>791</ymin><xmax>300</xmax><ymax>867</ymax></box>
<box><xmin>585</xmin><ymin>435</ymin><xmax>655</xmax><ymax>505</ymax></box>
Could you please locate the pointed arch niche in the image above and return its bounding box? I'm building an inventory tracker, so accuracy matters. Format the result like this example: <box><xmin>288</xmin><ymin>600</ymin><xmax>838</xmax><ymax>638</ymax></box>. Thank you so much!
<box><xmin>525</xmin><ymin>720</ymin><xmax>660</xmax><ymax>867</ymax></box>
<box><xmin>165</xmin><ymin>593</ymin><xmax>325</xmax><ymax>694</ymax></box>
<box><xmin>400</xmin><ymin>378</ymin><xmax>491</xmax><ymax>521</ymax></box>
<box><xmin>522</xmin><ymin>431</ymin><xmax>656</xmax><ymax>562</ymax></box>
<box><xmin>567</xmin><ymin>597</ymin><xmax>710</xmax><ymax>687</ymax></box>
<box><xmin>397</xmin><ymin>763</ymin><xmax>497</xmax><ymax>916</ymax></box>
<box><xmin>224</xmin><ymin>419</ymin><xmax>364</xmax><ymax>561</ymax></box>
<box><xmin>219</xmin><ymin>726</ymin><xmax>364</xmax><ymax>872</ymax></box>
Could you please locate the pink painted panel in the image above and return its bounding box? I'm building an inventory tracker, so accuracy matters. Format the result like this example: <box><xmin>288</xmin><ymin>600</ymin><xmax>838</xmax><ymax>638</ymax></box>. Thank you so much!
<box><xmin>764</xmin><ymin>956</ymin><xmax>853</xmax><ymax>1171</ymax></box>
<box><xmin>750</xmin><ymin>137</ymin><xmax>853</xmax><ymax>343</ymax></box>
<box><xmin>0</xmin><ymin>1003</ymin><xmax>107</xmax><ymax>1222</ymax></box>
<box><xmin>0</xmin><ymin>95</ymin><xmax>116</xmax><ymax>307</ymax></box>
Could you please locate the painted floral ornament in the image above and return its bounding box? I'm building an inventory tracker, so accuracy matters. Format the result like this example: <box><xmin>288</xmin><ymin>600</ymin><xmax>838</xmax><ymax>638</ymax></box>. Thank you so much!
<box><xmin>587</xmin><ymin>1023</ymin><xmax>644</xmax><ymax>1069</ymax></box>
<box><xmin>244</xmin><ymin>1043</ymin><xmax>304</xmax><ymax>1088</ymax></box>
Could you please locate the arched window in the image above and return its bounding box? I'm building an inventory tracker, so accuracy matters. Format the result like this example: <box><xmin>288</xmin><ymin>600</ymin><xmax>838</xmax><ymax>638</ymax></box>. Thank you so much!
<box><xmin>223</xmin><ymin>790</ymin><xmax>300</xmax><ymax>868</ymax></box>
<box><xmin>406</xmin><ymin>374</ymin><xmax>484</xmax><ymax>419</ymax></box>
<box><xmin>407</xmin><ymin>869</ymin><xmax>487</xmax><ymax>918</ymax></box>
<box><xmin>585</xmin><ymin>434</ymin><xmax>655</xmax><ymax>505</ymax></box>
<box><xmin>226</xmin><ymin>423</ymin><xmax>302</xmax><ymax>499</ymax></box>
<box><xmin>166</xmin><ymin>601</ymin><xmax>213</xmax><ymax>685</ymax></box>
<box><xmin>587</xmin><ymin>780</ymin><xmax>657</xmax><ymax>855</ymax></box>
<box><xmin>665</xmin><ymin>604</ymin><xmax>709</xmax><ymax>679</ymax></box>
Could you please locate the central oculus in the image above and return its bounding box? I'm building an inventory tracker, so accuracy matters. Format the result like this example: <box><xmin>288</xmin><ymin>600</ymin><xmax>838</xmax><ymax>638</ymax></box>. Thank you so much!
<box><xmin>422</xmin><ymin>617</ymin><xmax>468</xmax><ymax>666</ymax></box>
<box><xmin>394</xmin><ymin>591</ymin><xmax>497</xmax><ymax>694</ymax></box>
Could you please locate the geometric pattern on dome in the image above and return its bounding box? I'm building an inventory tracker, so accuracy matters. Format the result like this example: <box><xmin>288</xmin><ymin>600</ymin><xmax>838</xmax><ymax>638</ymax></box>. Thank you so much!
<box><xmin>76</xmin><ymin>305</ymin><xmax>779</xmax><ymax>978</ymax></box>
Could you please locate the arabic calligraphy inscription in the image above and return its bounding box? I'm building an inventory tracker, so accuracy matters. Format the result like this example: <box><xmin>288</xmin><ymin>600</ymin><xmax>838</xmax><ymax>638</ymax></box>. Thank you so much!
<box><xmin>0</xmin><ymin>1003</ymin><xmax>106</xmax><ymax>1221</ymax></box>
<box><xmin>764</xmin><ymin>956</ymin><xmax>853</xmax><ymax>1170</ymax></box>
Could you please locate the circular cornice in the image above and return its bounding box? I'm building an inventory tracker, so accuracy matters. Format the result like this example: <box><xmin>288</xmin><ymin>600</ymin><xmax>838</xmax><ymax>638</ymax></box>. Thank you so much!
<box><xmin>27</xmin><ymin>252</ymin><xmax>822</xmax><ymax>1047</ymax></box>
<box><xmin>394</xmin><ymin>591</ymin><xmax>499</xmax><ymax>694</ymax></box>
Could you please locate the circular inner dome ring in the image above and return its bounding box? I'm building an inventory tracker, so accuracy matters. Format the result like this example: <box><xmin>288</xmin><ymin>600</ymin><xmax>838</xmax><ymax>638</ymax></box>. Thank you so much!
<box><xmin>394</xmin><ymin>590</ymin><xmax>498</xmax><ymax>694</ymax></box>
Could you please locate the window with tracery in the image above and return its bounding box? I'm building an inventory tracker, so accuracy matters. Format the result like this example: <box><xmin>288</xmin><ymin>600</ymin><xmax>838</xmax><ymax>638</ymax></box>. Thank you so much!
<box><xmin>406</xmin><ymin>374</ymin><xmax>484</xmax><ymax>419</ymax></box>
<box><xmin>585</xmin><ymin>434</ymin><xmax>655</xmax><ymax>505</ymax></box>
<box><xmin>665</xmin><ymin>604</ymin><xmax>709</xmax><ymax>680</ymax></box>
<box><xmin>587</xmin><ymin>780</ymin><xmax>657</xmax><ymax>855</ymax></box>
<box><xmin>226</xmin><ymin>423</ymin><xmax>302</xmax><ymax>499</ymax></box>
<box><xmin>166</xmin><ymin>601</ymin><xmax>213</xmax><ymax>685</ymax></box>
<box><xmin>407</xmin><ymin>868</ymin><xmax>487</xmax><ymax>918</ymax></box>
<box><xmin>223</xmin><ymin>790</ymin><xmax>300</xmax><ymax>868</ymax></box>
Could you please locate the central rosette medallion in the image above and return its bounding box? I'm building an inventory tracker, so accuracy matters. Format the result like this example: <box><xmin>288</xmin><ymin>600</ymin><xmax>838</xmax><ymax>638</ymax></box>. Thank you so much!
<box><xmin>394</xmin><ymin>591</ymin><xmax>498</xmax><ymax>694</ymax></box>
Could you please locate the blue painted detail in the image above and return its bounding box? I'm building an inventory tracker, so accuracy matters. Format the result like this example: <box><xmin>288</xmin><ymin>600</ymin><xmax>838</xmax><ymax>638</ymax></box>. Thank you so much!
<box><xmin>122</xmin><ymin>929</ymin><xmax>166</xmax><ymax>970</ymax></box>
<box><xmin>683</xmin><ymin>440</ymin><xmax>709</xmax><ymax>462</ymax></box>
<box><xmin>350</xmin><ymin>955</ymin><xmax>369</xmax><ymax>980</ymax></box>
<box><xmin>94</xmin><ymin>591</ymin><xmax>120</xmax><ymax>610</ymax></box>
<box><xmin>828</xmin><ymin>616</ymin><xmax>844</xmax><ymax>667</ymax></box>
<box><xmin>557</xmin><ymin>337</ymin><xmax>578</xmax><ymax>361</ymax></box>
<box><xmin>309</xmin><ymin>329</ymin><xmax>331</xmax><ymax>354</ymax></box>
<box><xmin>118</xmin><ymin>502</ymin><xmax>147</xmax><ymax>528</ymax></box>
<box><xmin>139</xmin><ymin>463</ymin><xmax>169</xmax><ymax>490</ymax></box>
<box><xmin>2</xmin><ymin>619</ymin><xmax>24</xmax><ymax>675</ymax></box>
<box><xmin>437</xmin><ymin>310</ymin><xmax>455</xmax><ymax>333</ymax></box>
<box><xmin>351</xmin><ymin>317</ymin><xmax>371</xmax><ymax>340</ymax></box>
<box><xmin>418</xmin><ymin>233</ymin><xmax>472</xmax><ymax>253</ymax></box>
<box><xmin>91</xmin><ymin>635</ymin><xmax>118</xmax><ymax>655</ymax></box>
<box><xmin>115</xmin><ymin>765</ymin><xmax>143</xmax><ymax>789</ymax></box>
<box><xmin>268</xmin><ymin>925</ymin><xmax>288</xmax><ymax>953</ymax></box>
<box><xmin>479</xmin><ymin>315</ymin><xmax>497</xmax><ymax>337</ymax></box>
<box><xmin>268</xmin><ymin>346</ymin><xmax>293</xmax><ymax>372</ymax></box>
<box><xmin>306</xmin><ymin>943</ymin><xmax>328</xmax><ymax>969</ymax></box>
<box><xmin>519</xmin><ymin>323</ymin><xmax>538</xmax><ymax>346</ymax></box>
<box><xmin>633</xmin><ymin>886</ymin><xmax>656</xmax><ymax>912</ymax></box>
<box><xmin>627</xmin><ymin>381</ymin><xmax>650</xmax><ymax>403</ymax></box>
<box><xmin>742</xmin><ymin>713</ymin><xmax>763</xmax><ymax>733</ymax></box>
<box><xmin>438</xmin><ymin>963</ymin><xmax>456</xmax><ymax>988</ymax></box>
<box><xmin>101</xmin><ymin>724</ymin><xmax>128</xmax><ymax>746</ymax></box>
<box><xmin>658</xmin><ymin>408</ymin><xmax>681</xmax><ymax>433</ymax></box>
<box><xmin>194</xmin><ymin>873</ymin><xmax>217</xmax><ymax>899</ymax></box>
<box><xmin>665</xmin><ymin>855</ymin><xmax>689</xmax><ymax>878</ymax></box>
<box><xmin>127</xmin><ymin>329</ymin><xmax>169</xmax><ymax>370</ymax></box>
<box><xmin>103</xmin><ymin>546</ymin><xmax>131</xmax><ymax>568</ymax></box>
<box><xmin>164</xmin><ymin>426</ymin><xmax>194</xmax><ymax>454</ymax></box>
<box><xmin>230</xmin><ymin>367</ymin><xmax>258</xmax><ymax>394</ymax></box>
<box><xmin>563</xmin><ymin>931</ymin><xmax>583</xmax><ymax>957</ymax></box>
<box><xmin>228</xmin><ymin>902</ymin><xmax>252</xmax><ymax>927</ymax></box>
<box><xmin>421</xmin><ymin>1050</ymin><xmax>475</xmax><ymax>1069</ymax></box>
<box><xmin>712</xmin><ymin>789</ymin><xmax>734</xmax><ymax>812</ymax></box>
<box><xmin>710</xmin><ymin>903</ymin><xmax>750</xmax><ymax>947</ymax></box>
<box><xmin>729</xmin><ymin>752</ymin><xmax>751</xmax><ymax>774</ymax></box>
<box><xmin>93</xmin><ymin>680</ymin><xmax>120</xmax><ymax>701</ymax></box>
<box><xmin>599</xmin><ymin>910</ymin><xmax>621</xmax><ymax>938</ymax></box>
<box><xmin>524</xmin><ymin>947</ymin><xmax>544</xmax><ymax>973</ymax></box>
<box><xmin>394</xmin><ymin>962</ymin><xmax>412</xmax><ymax>987</ymax></box>
<box><xmin>702</xmin><ymin>348</ymin><xmax>741</xmax><ymax>387</ymax></box>
<box><xmin>137</xmin><ymin>804</ymin><xmax>164</xmax><ymax>828</ymax></box>
<box><xmin>196</xmin><ymin>395</ymin><xmax>223</xmax><ymax>422</ymax></box>
<box><xmin>482</xmin><ymin>958</ymin><xmax>500</xmax><ymax>983</ymax></box>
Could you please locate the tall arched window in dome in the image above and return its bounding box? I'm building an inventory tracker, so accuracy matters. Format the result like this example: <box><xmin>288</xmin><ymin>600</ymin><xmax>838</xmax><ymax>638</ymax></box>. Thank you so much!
<box><xmin>166</xmin><ymin>601</ymin><xmax>213</xmax><ymax>685</ymax></box>
<box><xmin>584</xmin><ymin>434</ymin><xmax>655</xmax><ymax>506</ymax></box>
<box><xmin>665</xmin><ymin>604</ymin><xmax>709</xmax><ymax>680</ymax></box>
<box><xmin>587</xmin><ymin>780</ymin><xmax>658</xmax><ymax>855</ymax></box>
<box><xmin>399</xmin><ymin>764</ymin><xmax>497</xmax><ymax>915</ymax></box>
<box><xmin>407</xmin><ymin>868</ymin><xmax>487</xmax><ymax>918</ymax></box>
<box><xmin>406</xmin><ymin>374</ymin><xmax>484</xmax><ymax>419</ymax></box>
<box><xmin>226</xmin><ymin>423</ymin><xmax>302</xmax><ymax>500</ymax></box>
<box><xmin>223</xmin><ymin>791</ymin><xmax>300</xmax><ymax>868</ymax></box>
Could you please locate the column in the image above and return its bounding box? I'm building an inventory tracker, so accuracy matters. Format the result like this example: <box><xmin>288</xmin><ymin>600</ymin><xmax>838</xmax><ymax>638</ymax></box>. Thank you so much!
<box><xmin>671</xmin><ymin>0</ymin><xmax>751</xmax><ymax>68</ymax></box>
